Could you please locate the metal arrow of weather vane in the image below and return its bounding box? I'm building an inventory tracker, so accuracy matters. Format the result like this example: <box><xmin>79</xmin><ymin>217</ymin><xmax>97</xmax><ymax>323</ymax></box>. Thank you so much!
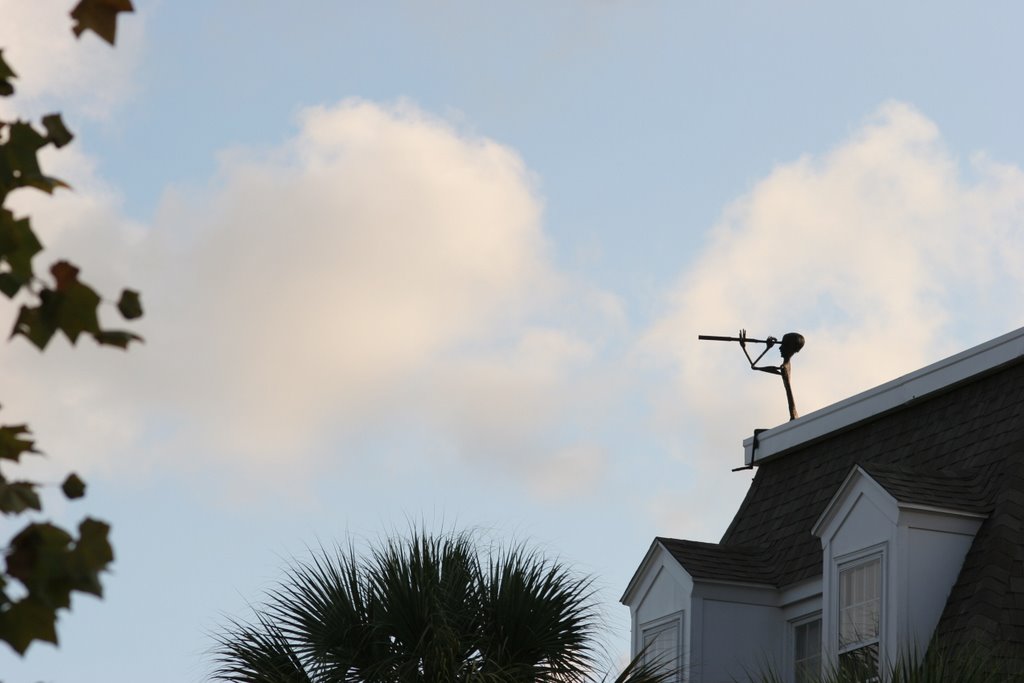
<box><xmin>698</xmin><ymin>330</ymin><xmax>806</xmax><ymax>421</ymax></box>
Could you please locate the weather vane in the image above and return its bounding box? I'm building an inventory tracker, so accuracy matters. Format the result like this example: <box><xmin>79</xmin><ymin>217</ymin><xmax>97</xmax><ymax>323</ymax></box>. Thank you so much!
<box><xmin>698</xmin><ymin>330</ymin><xmax>806</xmax><ymax>421</ymax></box>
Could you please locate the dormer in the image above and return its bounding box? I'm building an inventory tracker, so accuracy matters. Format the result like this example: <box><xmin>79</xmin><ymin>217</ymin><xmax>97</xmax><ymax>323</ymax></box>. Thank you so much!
<box><xmin>811</xmin><ymin>464</ymin><xmax>988</xmax><ymax>678</ymax></box>
<box><xmin>622</xmin><ymin>539</ymin><xmax>784</xmax><ymax>682</ymax></box>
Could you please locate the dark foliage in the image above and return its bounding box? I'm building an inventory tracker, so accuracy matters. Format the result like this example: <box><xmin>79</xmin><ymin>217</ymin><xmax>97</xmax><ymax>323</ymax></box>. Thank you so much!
<box><xmin>211</xmin><ymin>529</ymin><xmax>675</xmax><ymax>683</ymax></box>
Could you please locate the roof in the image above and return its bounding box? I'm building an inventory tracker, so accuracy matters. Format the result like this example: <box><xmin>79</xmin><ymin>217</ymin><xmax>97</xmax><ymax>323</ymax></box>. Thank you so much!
<box><xmin>723</xmin><ymin>345</ymin><xmax>1024</xmax><ymax>651</ymax></box>
<box><xmin>655</xmin><ymin>537</ymin><xmax>775</xmax><ymax>586</ymax></box>
<box><xmin>858</xmin><ymin>463</ymin><xmax>991</xmax><ymax>515</ymax></box>
<box><xmin>650</xmin><ymin>328</ymin><xmax>1024</xmax><ymax>655</ymax></box>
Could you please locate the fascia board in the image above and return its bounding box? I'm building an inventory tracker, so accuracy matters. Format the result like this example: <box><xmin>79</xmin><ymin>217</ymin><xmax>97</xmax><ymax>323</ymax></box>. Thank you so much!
<box><xmin>811</xmin><ymin>465</ymin><xmax>867</xmax><ymax>539</ymax></box>
<box><xmin>690</xmin><ymin>577</ymin><xmax>778</xmax><ymax>598</ymax></box>
<box><xmin>621</xmin><ymin>540</ymin><xmax>694</xmax><ymax>606</ymax></box>
<box><xmin>896</xmin><ymin>502</ymin><xmax>988</xmax><ymax>521</ymax></box>
<box><xmin>779</xmin><ymin>575</ymin><xmax>823</xmax><ymax>607</ymax></box>
<box><xmin>744</xmin><ymin>326</ymin><xmax>1024</xmax><ymax>466</ymax></box>
<box><xmin>896</xmin><ymin>504</ymin><xmax>988</xmax><ymax>540</ymax></box>
<box><xmin>621</xmin><ymin>538</ymin><xmax>663</xmax><ymax>605</ymax></box>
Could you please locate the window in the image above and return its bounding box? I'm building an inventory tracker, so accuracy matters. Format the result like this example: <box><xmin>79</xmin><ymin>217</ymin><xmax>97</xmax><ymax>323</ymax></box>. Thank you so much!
<box><xmin>838</xmin><ymin>556</ymin><xmax>881</xmax><ymax>679</ymax></box>
<box><xmin>641</xmin><ymin>613</ymin><xmax>682</xmax><ymax>682</ymax></box>
<box><xmin>793</xmin><ymin>616</ymin><xmax>821</xmax><ymax>683</ymax></box>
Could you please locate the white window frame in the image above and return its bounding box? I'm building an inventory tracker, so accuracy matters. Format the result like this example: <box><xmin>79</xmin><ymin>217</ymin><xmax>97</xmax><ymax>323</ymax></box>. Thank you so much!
<box><xmin>639</xmin><ymin>611</ymin><xmax>684</xmax><ymax>683</ymax></box>
<box><xmin>789</xmin><ymin>611</ymin><xmax>822</xmax><ymax>683</ymax></box>
<box><xmin>835</xmin><ymin>546</ymin><xmax>885</xmax><ymax>681</ymax></box>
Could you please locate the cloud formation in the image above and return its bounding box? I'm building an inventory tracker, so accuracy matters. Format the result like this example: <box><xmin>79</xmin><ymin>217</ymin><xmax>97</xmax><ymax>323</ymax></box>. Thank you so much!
<box><xmin>8</xmin><ymin>97</ymin><xmax>1024</xmax><ymax>516</ymax></box>
<box><xmin>643</xmin><ymin>102</ymin><xmax>1024</xmax><ymax>537</ymax></box>
<box><xmin>150</xmin><ymin>101</ymin><xmax>611</xmax><ymax>475</ymax></box>
<box><xmin>3</xmin><ymin>99</ymin><xmax>615</xmax><ymax>497</ymax></box>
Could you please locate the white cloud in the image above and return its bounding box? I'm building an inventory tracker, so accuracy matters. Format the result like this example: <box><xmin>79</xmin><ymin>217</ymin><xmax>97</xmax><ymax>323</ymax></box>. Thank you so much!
<box><xmin>146</xmin><ymin>101</ymin><xmax>570</xmax><ymax>462</ymax></box>
<box><xmin>527</xmin><ymin>442</ymin><xmax>607</xmax><ymax>501</ymax></box>
<box><xmin>0</xmin><ymin>99</ymin><xmax>620</xmax><ymax>497</ymax></box>
<box><xmin>13</xmin><ymin>97</ymin><xmax>1024</xmax><ymax>517</ymax></box>
<box><xmin>642</xmin><ymin>101</ymin><xmax>1024</xmax><ymax>538</ymax></box>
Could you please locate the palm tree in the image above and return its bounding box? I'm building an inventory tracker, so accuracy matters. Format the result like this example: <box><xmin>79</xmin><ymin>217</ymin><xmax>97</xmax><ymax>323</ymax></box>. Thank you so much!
<box><xmin>209</xmin><ymin>529</ymin><xmax>675</xmax><ymax>683</ymax></box>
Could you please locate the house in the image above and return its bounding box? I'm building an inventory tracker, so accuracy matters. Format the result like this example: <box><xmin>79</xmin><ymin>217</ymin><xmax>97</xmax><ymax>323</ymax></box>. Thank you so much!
<box><xmin>622</xmin><ymin>327</ymin><xmax>1024</xmax><ymax>682</ymax></box>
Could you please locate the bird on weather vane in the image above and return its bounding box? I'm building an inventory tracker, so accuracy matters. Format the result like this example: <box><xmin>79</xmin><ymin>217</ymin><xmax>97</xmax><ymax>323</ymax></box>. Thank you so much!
<box><xmin>698</xmin><ymin>330</ymin><xmax>806</xmax><ymax>421</ymax></box>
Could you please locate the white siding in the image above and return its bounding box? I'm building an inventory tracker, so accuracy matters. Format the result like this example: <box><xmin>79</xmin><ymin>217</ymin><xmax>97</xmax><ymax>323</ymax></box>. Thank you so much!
<box><xmin>830</xmin><ymin>492</ymin><xmax>896</xmax><ymax>558</ymax></box>
<box><xmin>695</xmin><ymin>598</ymin><xmax>782</xmax><ymax>683</ymax></box>
<box><xmin>900</xmin><ymin>525</ymin><xmax>977</xmax><ymax>654</ymax></box>
<box><xmin>636</xmin><ymin>563</ymin><xmax>692</xmax><ymax>627</ymax></box>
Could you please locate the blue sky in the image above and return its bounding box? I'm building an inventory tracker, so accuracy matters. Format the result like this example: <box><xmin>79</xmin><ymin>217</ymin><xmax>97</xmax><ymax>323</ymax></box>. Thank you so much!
<box><xmin>4</xmin><ymin>2</ymin><xmax>1024</xmax><ymax>681</ymax></box>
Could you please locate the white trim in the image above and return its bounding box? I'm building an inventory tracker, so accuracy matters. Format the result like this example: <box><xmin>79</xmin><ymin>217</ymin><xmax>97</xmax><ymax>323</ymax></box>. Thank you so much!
<box><xmin>780</xmin><ymin>576</ymin><xmax>823</xmax><ymax>609</ymax></box>
<box><xmin>744</xmin><ymin>326</ymin><xmax>1024</xmax><ymax>465</ymax></box>
<box><xmin>621</xmin><ymin>539</ymin><xmax>665</xmax><ymax>605</ymax></box>
<box><xmin>622</xmin><ymin>541</ymin><xmax>696</xmax><ymax>607</ymax></box>
<box><xmin>897</xmin><ymin>502</ymin><xmax>987</xmax><ymax>519</ymax></box>
<box><xmin>812</xmin><ymin>466</ymin><xmax>873</xmax><ymax>538</ymax></box>
<box><xmin>691</xmin><ymin>579</ymin><xmax>778</xmax><ymax>605</ymax></box>
<box><xmin>687</xmin><ymin>577</ymin><xmax>775</xmax><ymax>590</ymax></box>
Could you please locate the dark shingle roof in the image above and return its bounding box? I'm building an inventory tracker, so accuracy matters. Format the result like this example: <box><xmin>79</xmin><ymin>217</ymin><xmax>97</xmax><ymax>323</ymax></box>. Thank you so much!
<box><xmin>656</xmin><ymin>537</ymin><xmax>775</xmax><ymax>585</ymax></box>
<box><xmin>858</xmin><ymin>463</ymin><xmax>990</xmax><ymax>515</ymax></box>
<box><xmin>714</xmin><ymin>356</ymin><xmax>1024</xmax><ymax>653</ymax></box>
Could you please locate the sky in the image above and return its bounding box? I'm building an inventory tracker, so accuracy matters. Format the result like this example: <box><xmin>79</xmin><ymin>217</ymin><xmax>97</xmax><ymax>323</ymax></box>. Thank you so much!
<box><xmin>4</xmin><ymin>1</ymin><xmax>1024</xmax><ymax>680</ymax></box>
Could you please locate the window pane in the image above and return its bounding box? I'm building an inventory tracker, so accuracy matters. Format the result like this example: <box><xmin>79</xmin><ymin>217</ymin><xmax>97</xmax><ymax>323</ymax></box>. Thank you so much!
<box><xmin>839</xmin><ymin>643</ymin><xmax>879</xmax><ymax>680</ymax></box>
<box><xmin>642</xmin><ymin>622</ymin><xmax>678</xmax><ymax>680</ymax></box>
<box><xmin>839</xmin><ymin>558</ymin><xmax>880</xmax><ymax>648</ymax></box>
<box><xmin>794</xmin><ymin>618</ymin><xmax>821</xmax><ymax>683</ymax></box>
<box><xmin>796</xmin><ymin>657</ymin><xmax>822</xmax><ymax>683</ymax></box>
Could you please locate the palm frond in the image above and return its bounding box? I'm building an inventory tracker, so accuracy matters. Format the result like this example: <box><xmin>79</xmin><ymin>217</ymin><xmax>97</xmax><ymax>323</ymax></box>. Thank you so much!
<box><xmin>605</xmin><ymin>650</ymin><xmax>679</xmax><ymax>683</ymax></box>
<box><xmin>209</xmin><ymin>611</ymin><xmax>313</xmax><ymax>683</ymax></box>
<box><xmin>208</xmin><ymin>527</ymin><xmax>633</xmax><ymax>683</ymax></box>
<box><xmin>477</xmin><ymin>544</ymin><xmax>600</xmax><ymax>683</ymax></box>
<box><xmin>268</xmin><ymin>543</ymin><xmax>372</xmax><ymax>681</ymax></box>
